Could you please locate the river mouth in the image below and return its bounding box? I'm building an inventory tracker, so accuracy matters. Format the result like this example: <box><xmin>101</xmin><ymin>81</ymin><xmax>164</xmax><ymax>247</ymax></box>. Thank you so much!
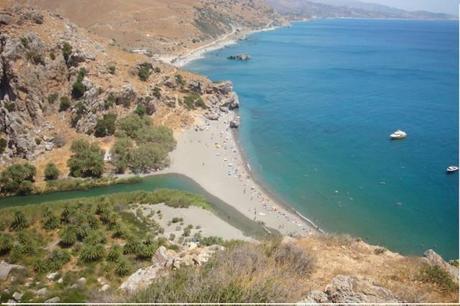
<box><xmin>0</xmin><ymin>173</ymin><xmax>277</xmax><ymax>240</ymax></box>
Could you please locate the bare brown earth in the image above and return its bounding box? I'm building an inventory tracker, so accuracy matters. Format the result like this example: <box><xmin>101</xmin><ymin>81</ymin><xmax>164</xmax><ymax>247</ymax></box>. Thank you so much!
<box><xmin>7</xmin><ymin>0</ymin><xmax>285</xmax><ymax>57</ymax></box>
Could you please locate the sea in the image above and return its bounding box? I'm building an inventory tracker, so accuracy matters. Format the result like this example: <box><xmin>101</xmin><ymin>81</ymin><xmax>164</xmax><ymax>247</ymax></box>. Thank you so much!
<box><xmin>185</xmin><ymin>19</ymin><xmax>459</xmax><ymax>259</ymax></box>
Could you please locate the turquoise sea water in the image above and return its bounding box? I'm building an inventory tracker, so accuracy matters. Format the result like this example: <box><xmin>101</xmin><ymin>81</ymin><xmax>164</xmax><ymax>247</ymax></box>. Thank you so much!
<box><xmin>185</xmin><ymin>19</ymin><xmax>459</xmax><ymax>259</ymax></box>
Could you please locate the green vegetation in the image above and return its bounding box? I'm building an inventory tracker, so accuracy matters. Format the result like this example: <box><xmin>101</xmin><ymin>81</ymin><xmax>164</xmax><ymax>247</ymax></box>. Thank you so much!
<box><xmin>0</xmin><ymin>138</ymin><xmax>7</xmax><ymax>154</ymax></box>
<box><xmin>67</xmin><ymin>139</ymin><xmax>104</xmax><ymax>178</ymax></box>
<box><xmin>175</xmin><ymin>74</ymin><xmax>186</xmax><ymax>87</ymax></box>
<box><xmin>183</xmin><ymin>93</ymin><xmax>206</xmax><ymax>110</ymax></box>
<box><xmin>94</xmin><ymin>113</ymin><xmax>117</xmax><ymax>137</ymax></box>
<box><xmin>0</xmin><ymin>163</ymin><xmax>36</xmax><ymax>195</ymax></box>
<box><xmin>131</xmin><ymin>241</ymin><xmax>313</xmax><ymax>303</ymax></box>
<box><xmin>0</xmin><ymin>189</ymin><xmax>210</xmax><ymax>302</ymax></box>
<box><xmin>419</xmin><ymin>264</ymin><xmax>456</xmax><ymax>292</ymax></box>
<box><xmin>138</xmin><ymin>63</ymin><xmax>153</xmax><ymax>81</ymax></box>
<box><xmin>47</xmin><ymin>93</ymin><xmax>59</xmax><ymax>104</ymax></box>
<box><xmin>59</xmin><ymin>96</ymin><xmax>71</xmax><ymax>112</ymax></box>
<box><xmin>108</xmin><ymin>64</ymin><xmax>116</xmax><ymax>75</ymax></box>
<box><xmin>62</xmin><ymin>42</ymin><xmax>72</xmax><ymax>63</ymax></box>
<box><xmin>71</xmin><ymin>68</ymin><xmax>87</xmax><ymax>99</ymax></box>
<box><xmin>43</xmin><ymin>176</ymin><xmax>142</xmax><ymax>194</ymax></box>
<box><xmin>112</xmin><ymin>114</ymin><xmax>176</xmax><ymax>174</ymax></box>
<box><xmin>44</xmin><ymin>163</ymin><xmax>60</xmax><ymax>181</ymax></box>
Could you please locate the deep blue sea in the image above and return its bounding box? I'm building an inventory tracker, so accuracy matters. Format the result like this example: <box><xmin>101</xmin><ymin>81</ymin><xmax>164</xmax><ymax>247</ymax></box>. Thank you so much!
<box><xmin>185</xmin><ymin>19</ymin><xmax>459</xmax><ymax>259</ymax></box>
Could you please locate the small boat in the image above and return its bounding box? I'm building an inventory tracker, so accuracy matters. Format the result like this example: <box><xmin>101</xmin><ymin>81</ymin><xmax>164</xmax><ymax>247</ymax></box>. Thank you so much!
<box><xmin>390</xmin><ymin>130</ymin><xmax>407</xmax><ymax>140</ymax></box>
<box><xmin>446</xmin><ymin>166</ymin><xmax>459</xmax><ymax>173</ymax></box>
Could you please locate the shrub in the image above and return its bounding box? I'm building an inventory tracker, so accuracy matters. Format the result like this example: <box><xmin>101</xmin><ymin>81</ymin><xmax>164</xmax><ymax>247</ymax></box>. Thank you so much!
<box><xmin>152</xmin><ymin>87</ymin><xmax>161</xmax><ymax>99</ymax></box>
<box><xmin>59</xmin><ymin>96</ymin><xmax>71</xmax><ymax>112</ymax></box>
<box><xmin>76</xmin><ymin>224</ymin><xmax>91</xmax><ymax>241</ymax></box>
<box><xmin>135</xmin><ymin>104</ymin><xmax>146</xmax><ymax>117</ymax></box>
<box><xmin>183</xmin><ymin>93</ymin><xmax>206</xmax><ymax>110</ymax></box>
<box><xmin>17</xmin><ymin>180</ymin><xmax>34</xmax><ymax>195</ymax></box>
<box><xmin>42</xmin><ymin>208</ymin><xmax>60</xmax><ymax>230</ymax></box>
<box><xmin>94</xmin><ymin>113</ymin><xmax>117</xmax><ymax>137</ymax></box>
<box><xmin>44</xmin><ymin>163</ymin><xmax>60</xmax><ymax>180</ymax></box>
<box><xmin>199</xmin><ymin>236</ymin><xmax>224</xmax><ymax>246</ymax></box>
<box><xmin>134</xmin><ymin>126</ymin><xmax>176</xmax><ymax>151</ymax></box>
<box><xmin>419</xmin><ymin>264</ymin><xmax>456</xmax><ymax>292</ymax></box>
<box><xmin>62</xmin><ymin>42</ymin><xmax>72</xmax><ymax>63</ymax></box>
<box><xmin>115</xmin><ymin>256</ymin><xmax>131</xmax><ymax>276</ymax></box>
<box><xmin>129</xmin><ymin>144</ymin><xmax>169</xmax><ymax>174</ymax></box>
<box><xmin>0</xmin><ymin>233</ymin><xmax>13</xmax><ymax>255</ymax></box>
<box><xmin>175</xmin><ymin>74</ymin><xmax>185</xmax><ymax>86</ymax></box>
<box><xmin>33</xmin><ymin>259</ymin><xmax>50</xmax><ymax>273</ymax></box>
<box><xmin>123</xmin><ymin>237</ymin><xmax>141</xmax><ymax>255</ymax></box>
<box><xmin>0</xmin><ymin>163</ymin><xmax>36</xmax><ymax>194</ymax></box>
<box><xmin>84</xmin><ymin>230</ymin><xmax>107</xmax><ymax>245</ymax></box>
<box><xmin>67</xmin><ymin>139</ymin><xmax>104</xmax><ymax>178</ymax></box>
<box><xmin>10</xmin><ymin>211</ymin><xmax>28</xmax><ymax>231</ymax></box>
<box><xmin>107</xmin><ymin>245</ymin><xmax>122</xmax><ymax>262</ymax></box>
<box><xmin>71</xmin><ymin>68</ymin><xmax>87</xmax><ymax>99</ymax></box>
<box><xmin>60</xmin><ymin>226</ymin><xmax>77</xmax><ymax>247</ymax></box>
<box><xmin>108</xmin><ymin>65</ymin><xmax>116</xmax><ymax>75</ymax></box>
<box><xmin>138</xmin><ymin>63</ymin><xmax>152</xmax><ymax>81</ymax></box>
<box><xmin>136</xmin><ymin>243</ymin><xmax>156</xmax><ymax>260</ymax></box>
<box><xmin>47</xmin><ymin>249</ymin><xmax>71</xmax><ymax>271</ymax></box>
<box><xmin>0</xmin><ymin>137</ymin><xmax>7</xmax><ymax>154</ymax></box>
<box><xmin>47</xmin><ymin>93</ymin><xmax>59</xmax><ymax>104</ymax></box>
<box><xmin>79</xmin><ymin>243</ymin><xmax>105</xmax><ymax>262</ymax></box>
<box><xmin>104</xmin><ymin>93</ymin><xmax>116</xmax><ymax>110</ymax></box>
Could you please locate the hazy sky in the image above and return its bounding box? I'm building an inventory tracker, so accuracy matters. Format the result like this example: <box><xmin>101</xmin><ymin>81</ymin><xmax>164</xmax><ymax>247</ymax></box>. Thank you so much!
<box><xmin>362</xmin><ymin>0</ymin><xmax>458</xmax><ymax>15</ymax></box>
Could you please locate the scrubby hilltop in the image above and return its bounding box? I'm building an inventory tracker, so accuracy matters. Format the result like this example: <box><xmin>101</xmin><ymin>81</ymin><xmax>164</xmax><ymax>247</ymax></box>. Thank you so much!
<box><xmin>9</xmin><ymin>0</ymin><xmax>285</xmax><ymax>57</ymax></box>
<box><xmin>0</xmin><ymin>6</ymin><xmax>239</xmax><ymax>180</ymax></box>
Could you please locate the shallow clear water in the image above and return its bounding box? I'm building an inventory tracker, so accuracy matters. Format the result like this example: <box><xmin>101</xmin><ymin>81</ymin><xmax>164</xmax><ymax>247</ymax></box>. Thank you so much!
<box><xmin>185</xmin><ymin>19</ymin><xmax>459</xmax><ymax>259</ymax></box>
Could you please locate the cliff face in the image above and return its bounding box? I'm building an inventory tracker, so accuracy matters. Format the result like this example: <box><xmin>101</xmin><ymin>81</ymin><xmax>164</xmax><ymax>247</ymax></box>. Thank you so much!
<box><xmin>7</xmin><ymin>0</ymin><xmax>285</xmax><ymax>56</ymax></box>
<box><xmin>0</xmin><ymin>6</ymin><xmax>238</xmax><ymax>173</ymax></box>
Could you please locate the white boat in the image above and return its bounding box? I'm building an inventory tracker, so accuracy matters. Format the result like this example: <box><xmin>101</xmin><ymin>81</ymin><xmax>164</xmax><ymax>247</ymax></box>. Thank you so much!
<box><xmin>446</xmin><ymin>166</ymin><xmax>459</xmax><ymax>173</ymax></box>
<box><xmin>390</xmin><ymin>130</ymin><xmax>407</xmax><ymax>140</ymax></box>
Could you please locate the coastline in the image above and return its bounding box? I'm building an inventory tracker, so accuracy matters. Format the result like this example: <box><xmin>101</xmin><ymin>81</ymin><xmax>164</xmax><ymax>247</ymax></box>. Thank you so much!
<box><xmin>157</xmin><ymin>23</ymin><xmax>283</xmax><ymax>68</ymax></box>
<box><xmin>159</xmin><ymin>111</ymin><xmax>318</xmax><ymax>236</ymax></box>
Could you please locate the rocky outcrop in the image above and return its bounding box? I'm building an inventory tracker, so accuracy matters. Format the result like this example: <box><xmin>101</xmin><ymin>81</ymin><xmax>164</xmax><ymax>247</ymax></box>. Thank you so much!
<box><xmin>120</xmin><ymin>244</ymin><xmax>224</xmax><ymax>293</ymax></box>
<box><xmin>301</xmin><ymin>275</ymin><xmax>401</xmax><ymax>304</ymax></box>
<box><xmin>0</xmin><ymin>261</ymin><xmax>25</xmax><ymax>281</ymax></box>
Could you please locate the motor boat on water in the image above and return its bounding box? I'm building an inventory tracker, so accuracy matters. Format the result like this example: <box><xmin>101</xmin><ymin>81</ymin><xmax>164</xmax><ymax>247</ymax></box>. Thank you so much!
<box><xmin>446</xmin><ymin>166</ymin><xmax>459</xmax><ymax>173</ymax></box>
<box><xmin>390</xmin><ymin>130</ymin><xmax>407</xmax><ymax>140</ymax></box>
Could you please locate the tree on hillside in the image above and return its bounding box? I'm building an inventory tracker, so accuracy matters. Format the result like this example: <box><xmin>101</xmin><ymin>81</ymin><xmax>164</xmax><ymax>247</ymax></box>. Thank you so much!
<box><xmin>0</xmin><ymin>163</ymin><xmax>36</xmax><ymax>195</ymax></box>
<box><xmin>44</xmin><ymin>163</ymin><xmax>60</xmax><ymax>181</ymax></box>
<box><xmin>67</xmin><ymin>139</ymin><xmax>104</xmax><ymax>178</ymax></box>
<box><xmin>129</xmin><ymin>144</ymin><xmax>169</xmax><ymax>174</ymax></box>
<box><xmin>111</xmin><ymin>137</ymin><xmax>134</xmax><ymax>174</ymax></box>
<box><xmin>95</xmin><ymin>113</ymin><xmax>117</xmax><ymax>137</ymax></box>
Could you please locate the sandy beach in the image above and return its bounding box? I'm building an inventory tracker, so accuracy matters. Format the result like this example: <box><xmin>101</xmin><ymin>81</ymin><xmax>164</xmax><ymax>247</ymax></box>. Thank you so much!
<box><xmin>161</xmin><ymin>111</ymin><xmax>319</xmax><ymax>236</ymax></box>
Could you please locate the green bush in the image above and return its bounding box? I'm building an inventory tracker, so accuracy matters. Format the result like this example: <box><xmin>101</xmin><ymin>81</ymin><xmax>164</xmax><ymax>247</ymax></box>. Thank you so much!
<box><xmin>104</xmin><ymin>93</ymin><xmax>115</xmax><ymax>110</ymax></box>
<box><xmin>71</xmin><ymin>68</ymin><xmax>87</xmax><ymax>99</ymax></box>
<box><xmin>47</xmin><ymin>249</ymin><xmax>71</xmax><ymax>271</ymax></box>
<box><xmin>60</xmin><ymin>226</ymin><xmax>78</xmax><ymax>247</ymax></box>
<box><xmin>129</xmin><ymin>144</ymin><xmax>169</xmax><ymax>174</ymax></box>
<box><xmin>138</xmin><ymin>63</ymin><xmax>152</xmax><ymax>81</ymax></box>
<box><xmin>107</xmin><ymin>245</ymin><xmax>122</xmax><ymax>262</ymax></box>
<box><xmin>175</xmin><ymin>74</ymin><xmax>185</xmax><ymax>86</ymax></box>
<box><xmin>94</xmin><ymin>113</ymin><xmax>117</xmax><ymax>137</ymax></box>
<box><xmin>44</xmin><ymin>163</ymin><xmax>60</xmax><ymax>181</ymax></box>
<box><xmin>17</xmin><ymin>180</ymin><xmax>34</xmax><ymax>195</ymax></box>
<box><xmin>79</xmin><ymin>243</ymin><xmax>105</xmax><ymax>262</ymax></box>
<box><xmin>115</xmin><ymin>256</ymin><xmax>131</xmax><ymax>276</ymax></box>
<box><xmin>62</xmin><ymin>42</ymin><xmax>72</xmax><ymax>63</ymax></box>
<box><xmin>59</xmin><ymin>96</ymin><xmax>71</xmax><ymax>112</ymax></box>
<box><xmin>108</xmin><ymin>65</ymin><xmax>116</xmax><ymax>75</ymax></box>
<box><xmin>83</xmin><ymin>230</ymin><xmax>107</xmax><ymax>245</ymax></box>
<box><xmin>183</xmin><ymin>93</ymin><xmax>206</xmax><ymax>110</ymax></box>
<box><xmin>116</xmin><ymin>114</ymin><xmax>151</xmax><ymax>139</ymax></box>
<box><xmin>76</xmin><ymin>224</ymin><xmax>91</xmax><ymax>241</ymax></box>
<box><xmin>152</xmin><ymin>87</ymin><xmax>161</xmax><ymax>99</ymax></box>
<box><xmin>0</xmin><ymin>233</ymin><xmax>13</xmax><ymax>255</ymax></box>
<box><xmin>42</xmin><ymin>208</ymin><xmax>60</xmax><ymax>230</ymax></box>
<box><xmin>10</xmin><ymin>211</ymin><xmax>28</xmax><ymax>231</ymax></box>
<box><xmin>47</xmin><ymin>93</ymin><xmax>59</xmax><ymax>104</ymax></box>
<box><xmin>134</xmin><ymin>126</ymin><xmax>176</xmax><ymax>151</ymax></box>
<box><xmin>199</xmin><ymin>236</ymin><xmax>224</xmax><ymax>246</ymax></box>
<box><xmin>0</xmin><ymin>137</ymin><xmax>7</xmax><ymax>154</ymax></box>
<box><xmin>0</xmin><ymin>163</ymin><xmax>36</xmax><ymax>195</ymax></box>
<box><xmin>67</xmin><ymin>139</ymin><xmax>104</xmax><ymax>178</ymax></box>
<box><xmin>419</xmin><ymin>264</ymin><xmax>456</xmax><ymax>292</ymax></box>
<box><xmin>135</xmin><ymin>104</ymin><xmax>146</xmax><ymax>117</ymax></box>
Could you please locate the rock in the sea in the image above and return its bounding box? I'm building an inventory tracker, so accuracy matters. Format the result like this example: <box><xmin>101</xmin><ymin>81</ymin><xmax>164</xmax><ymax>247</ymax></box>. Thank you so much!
<box><xmin>301</xmin><ymin>275</ymin><xmax>401</xmax><ymax>303</ymax></box>
<box><xmin>230</xmin><ymin>119</ymin><xmax>240</xmax><ymax>129</ymax></box>
<box><xmin>227</xmin><ymin>54</ymin><xmax>251</xmax><ymax>61</ymax></box>
<box><xmin>424</xmin><ymin>249</ymin><xmax>459</xmax><ymax>282</ymax></box>
<box><xmin>0</xmin><ymin>261</ymin><xmax>25</xmax><ymax>281</ymax></box>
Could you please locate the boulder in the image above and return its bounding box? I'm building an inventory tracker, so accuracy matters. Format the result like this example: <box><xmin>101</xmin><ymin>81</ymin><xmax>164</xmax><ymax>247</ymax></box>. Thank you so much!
<box><xmin>230</xmin><ymin>119</ymin><xmax>240</xmax><ymax>129</ymax></box>
<box><xmin>99</xmin><ymin>284</ymin><xmax>110</xmax><ymax>292</ymax></box>
<box><xmin>116</xmin><ymin>84</ymin><xmax>137</xmax><ymax>107</ymax></box>
<box><xmin>119</xmin><ymin>265</ymin><xmax>163</xmax><ymax>293</ymax></box>
<box><xmin>188</xmin><ymin>80</ymin><xmax>205</xmax><ymax>94</ymax></box>
<box><xmin>36</xmin><ymin>287</ymin><xmax>48</xmax><ymax>297</ymax></box>
<box><xmin>205</xmin><ymin>112</ymin><xmax>219</xmax><ymax>121</ymax></box>
<box><xmin>302</xmin><ymin>275</ymin><xmax>400</xmax><ymax>304</ymax></box>
<box><xmin>12</xmin><ymin>292</ymin><xmax>23</xmax><ymax>301</ymax></box>
<box><xmin>0</xmin><ymin>13</ymin><xmax>13</xmax><ymax>25</ymax></box>
<box><xmin>213</xmin><ymin>81</ymin><xmax>233</xmax><ymax>95</ymax></box>
<box><xmin>424</xmin><ymin>249</ymin><xmax>458</xmax><ymax>282</ymax></box>
<box><xmin>0</xmin><ymin>261</ymin><xmax>25</xmax><ymax>281</ymax></box>
<box><xmin>44</xmin><ymin>297</ymin><xmax>60</xmax><ymax>303</ymax></box>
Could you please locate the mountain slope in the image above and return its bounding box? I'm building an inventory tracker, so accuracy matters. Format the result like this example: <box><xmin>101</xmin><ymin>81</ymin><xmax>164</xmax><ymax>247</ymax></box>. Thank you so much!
<box><xmin>267</xmin><ymin>0</ymin><xmax>456</xmax><ymax>20</ymax></box>
<box><xmin>8</xmin><ymin>0</ymin><xmax>285</xmax><ymax>57</ymax></box>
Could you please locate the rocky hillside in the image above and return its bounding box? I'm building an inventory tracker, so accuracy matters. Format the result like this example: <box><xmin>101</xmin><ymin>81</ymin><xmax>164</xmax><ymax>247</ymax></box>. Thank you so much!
<box><xmin>8</xmin><ymin>0</ymin><xmax>285</xmax><ymax>57</ymax></box>
<box><xmin>0</xmin><ymin>6</ymin><xmax>239</xmax><ymax>178</ymax></box>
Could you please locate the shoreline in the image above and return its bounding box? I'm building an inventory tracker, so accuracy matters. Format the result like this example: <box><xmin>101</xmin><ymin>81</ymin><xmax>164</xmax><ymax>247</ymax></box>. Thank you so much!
<box><xmin>159</xmin><ymin>111</ymin><xmax>318</xmax><ymax>237</ymax></box>
<box><xmin>156</xmin><ymin>23</ymin><xmax>283</xmax><ymax>68</ymax></box>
